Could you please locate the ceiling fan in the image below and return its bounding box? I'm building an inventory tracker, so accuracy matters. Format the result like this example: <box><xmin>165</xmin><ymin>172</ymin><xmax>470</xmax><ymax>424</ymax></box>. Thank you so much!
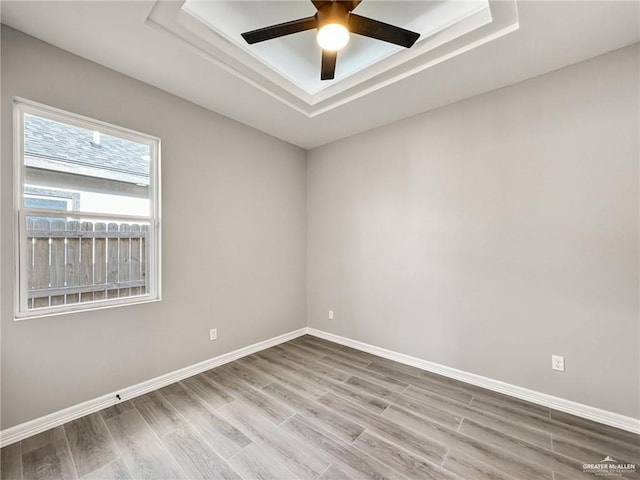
<box><xmin>241</xmin><ymin>1</ymin><xmax>421</xmax><ymax>81</ymax></box>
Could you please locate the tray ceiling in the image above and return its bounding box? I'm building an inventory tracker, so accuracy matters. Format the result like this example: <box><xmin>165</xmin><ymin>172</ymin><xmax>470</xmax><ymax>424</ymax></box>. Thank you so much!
<box><xmin>181</xmin><ymin>1</ymin><xmax>490</xmax><ymax>95</ymax></box>
<box><xmin>148</xmin><ymin>0</ymin><xmax>519</xmax><ymax>116</ymax></box>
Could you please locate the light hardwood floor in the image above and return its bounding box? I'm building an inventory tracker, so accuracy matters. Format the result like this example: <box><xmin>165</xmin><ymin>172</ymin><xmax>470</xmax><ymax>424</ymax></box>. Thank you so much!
<box><xmin>2</xmin><ymin>335</ymin><xmax>639</xmax><ymax>479</ymax></box>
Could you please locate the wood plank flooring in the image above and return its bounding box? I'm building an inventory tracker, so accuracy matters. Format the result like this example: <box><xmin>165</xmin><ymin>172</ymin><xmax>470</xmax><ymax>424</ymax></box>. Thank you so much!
<box><xmin>2</xmin><ymin>335</ymin><xmax>639</xmax><ymax>479</ymax></box>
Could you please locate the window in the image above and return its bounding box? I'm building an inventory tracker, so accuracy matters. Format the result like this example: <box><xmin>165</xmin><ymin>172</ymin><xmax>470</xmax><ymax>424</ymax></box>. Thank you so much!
<box><xmin>14</xmin><ymin>99</ymin><xmax>161</xmax><ymax>318</ymax></box>
<box><xmin>24</xmin><ymin>187</ymin><xmax>79</xmax><ymax>211</ymax></box>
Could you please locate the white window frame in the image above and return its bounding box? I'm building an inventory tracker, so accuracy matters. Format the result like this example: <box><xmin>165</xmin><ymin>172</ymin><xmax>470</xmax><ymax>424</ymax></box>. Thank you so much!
<box><xmin>13</xmin><ymin>98</ymin><xmax>162</xmax><ymax>320</ymax></box>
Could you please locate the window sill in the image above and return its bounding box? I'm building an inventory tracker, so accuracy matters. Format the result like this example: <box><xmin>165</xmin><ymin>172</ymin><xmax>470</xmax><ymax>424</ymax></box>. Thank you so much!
<box><xmin>14</xmin><ymin>295</ymin><xmax>162</xmax><ymax>321</ymax></box>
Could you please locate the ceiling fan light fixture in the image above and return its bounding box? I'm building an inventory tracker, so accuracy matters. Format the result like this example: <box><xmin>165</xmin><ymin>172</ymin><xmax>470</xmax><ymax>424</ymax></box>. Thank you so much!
<box><xmin>317</xmin><ymin>23</ymin><xmax>349</xmax><ymax>51</ymax></box>
<box><xmin>240</xmin><ymin>0</ymin><xmax>420</xmax><ymax>80</ymax></box>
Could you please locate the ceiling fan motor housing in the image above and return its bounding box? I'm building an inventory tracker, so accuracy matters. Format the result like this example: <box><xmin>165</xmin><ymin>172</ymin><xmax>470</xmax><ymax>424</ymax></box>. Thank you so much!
<box><xmin>317</xmin><ymin>3</ymin><xmax>350</xmax><ymax>30</ymax></box>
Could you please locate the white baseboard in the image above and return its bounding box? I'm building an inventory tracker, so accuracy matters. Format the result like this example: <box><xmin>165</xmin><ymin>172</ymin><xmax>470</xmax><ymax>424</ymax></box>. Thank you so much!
<box><xmin>306</xmin><ymin>328</ymin><xmax>640</xmax><ymax>435</ymax></box>
<box><xmin>0</xmin><ymin>327</ymin><xmax>307</xmax><ymax>448</ymax></box>
<box><xmin>3</xmin><ymin>325</ymin><xmax>637</xmax><ymax>447</ymax></box>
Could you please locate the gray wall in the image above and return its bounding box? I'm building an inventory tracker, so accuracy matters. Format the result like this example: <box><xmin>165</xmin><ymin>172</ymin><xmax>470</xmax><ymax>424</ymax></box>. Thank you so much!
<box><xmin>1</xmin><ymin>27</ymin><xmax>307</xmax><ymax>429</ymax></box>
<box><xmin>307</xmin><ymin>44</ymin><xmax>639</xmax><ymax>418</ymax></box>
<box><xmin>2</xmin><ymin>25</ymin><xmax>638</xmax><ymax>430</ymax></box>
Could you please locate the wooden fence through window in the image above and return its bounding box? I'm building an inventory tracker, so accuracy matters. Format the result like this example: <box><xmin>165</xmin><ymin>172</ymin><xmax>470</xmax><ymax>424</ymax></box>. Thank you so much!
<box><xmin>26</xmin><ymin>218</ymin><xmax>148</xmax><ymax>309</ymax></box>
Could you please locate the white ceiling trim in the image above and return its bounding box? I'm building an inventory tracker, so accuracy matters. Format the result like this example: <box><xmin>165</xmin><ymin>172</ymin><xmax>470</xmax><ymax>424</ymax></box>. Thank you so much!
<box><xmin>146</xmin><ymin>0</ymin><xmax>519</xmax><ymax>117</ymax></box>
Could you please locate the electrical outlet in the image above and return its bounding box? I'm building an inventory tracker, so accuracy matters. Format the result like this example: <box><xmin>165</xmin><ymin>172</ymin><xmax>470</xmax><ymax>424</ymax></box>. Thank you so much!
<box><xmin>328</xmin><ymin>310</ymin><xmax>334</xmax><ymax>320</ymax></box>
<box><xmin>552</xmin><ymin>355</ymin><xmax>565</xmax><ymax>372</ymax></box>
<box><xmin>210</xmin><ymin>328</ymin><xmax>217</xmax><ymax>341</ymax></box>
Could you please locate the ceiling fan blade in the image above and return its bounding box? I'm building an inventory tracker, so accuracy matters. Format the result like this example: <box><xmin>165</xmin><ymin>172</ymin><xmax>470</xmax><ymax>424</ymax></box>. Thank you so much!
<box><xmin>348</xmin><ymin>13</ymin><xmax>420</xmax><ymax>48</ymax></box>
<box><xmin>241</xmin><ymin>16</ymin><xmax>318</xmax><ymax>44</ymax></box>
<box><xmin>321</xmin><ymin>49</ymin><xmax>337</xmax><ymax>80</ymax></box>
<box><xmin>347</xmin><ymin>1</ymin><xmax>363</xmax><ymax>11</ymax></box>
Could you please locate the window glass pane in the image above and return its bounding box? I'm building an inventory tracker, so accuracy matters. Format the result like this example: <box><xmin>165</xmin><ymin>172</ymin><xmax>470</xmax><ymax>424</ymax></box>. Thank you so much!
<box><xmin>25</xmin><ymin>214</ymin><xmax>150</xmax><ymax>311</ymax></box>
<box><xmin>23</xmin><ymin>113</ymin><xmax>150</xmax><ymax>216</ymax></box>
<box><xmin>25</xmin><ymin>197</ymin><xmax>70</xmax><ymax>211</ymax></box>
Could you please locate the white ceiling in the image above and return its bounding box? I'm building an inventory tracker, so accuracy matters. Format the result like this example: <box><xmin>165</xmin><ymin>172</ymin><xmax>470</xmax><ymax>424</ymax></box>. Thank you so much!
<box><xmin>1</xmin><ymin>1</ymin><xmax>638</xmax><ymax>149</ymax></box>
